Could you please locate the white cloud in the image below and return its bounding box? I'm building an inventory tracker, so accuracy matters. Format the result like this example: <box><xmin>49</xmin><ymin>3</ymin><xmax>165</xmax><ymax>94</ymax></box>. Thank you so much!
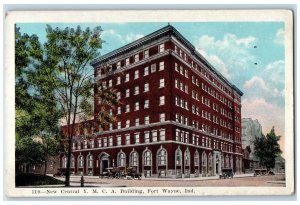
<box><xmin>196</xmin><ymin>33</ymin><xmax>256</xmax><ymax>73</ymax></box>
<box><xmin>125</xmin><ymin>33</ymin><xmax>144</xmax><ymax>43</ymax></box>
<box><xmin>102</xmin><ymin>29</ymin><xmax>124</xmax><ymax>43</ymax></box>
<box><xmin>265</xmin><ymin>60</ymin><xmax>285</xmax><ymax>84</ymax></box>
<box><xmin>274</xmin><ymin>28</ymin><xmax>284</xmax><ymax>45</ymax></box>
<box><xmin>244</xmin><ymin>76</ymin><xmax>268</xmax><ymax>92</ymax></box>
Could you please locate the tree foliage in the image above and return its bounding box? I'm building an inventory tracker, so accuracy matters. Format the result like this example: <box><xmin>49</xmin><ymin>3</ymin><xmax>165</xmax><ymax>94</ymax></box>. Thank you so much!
<box><xmin>253</xmin><ymin>127</ymin><xmax>282</xmax><ymax>170</ymax></box>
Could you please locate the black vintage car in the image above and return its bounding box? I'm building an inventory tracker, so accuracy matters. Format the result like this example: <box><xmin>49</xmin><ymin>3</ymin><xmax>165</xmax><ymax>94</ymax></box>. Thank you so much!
<box><xmin>99</xmin><ymin>167</ymin><xmax>121</xmax><ymax>179</ymax></box>
<box><xmin>219</xmin><ymin>168</ymin><xmax>234</xmax><ymax>179</ymax></box>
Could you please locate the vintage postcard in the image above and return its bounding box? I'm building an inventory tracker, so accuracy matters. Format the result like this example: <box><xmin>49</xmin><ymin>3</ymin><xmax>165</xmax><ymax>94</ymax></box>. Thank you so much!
<box><xmin>4</xmin><ymin>10</ymin><xmax>294</xmax><ymax>197</ymax></box>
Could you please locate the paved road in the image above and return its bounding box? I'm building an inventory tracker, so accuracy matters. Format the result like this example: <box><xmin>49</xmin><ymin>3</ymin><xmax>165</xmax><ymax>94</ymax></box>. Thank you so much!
<box><xmin>56</xmin><ymin>174</ymin><xmax>285</xmax><ymax>187</ymax></box>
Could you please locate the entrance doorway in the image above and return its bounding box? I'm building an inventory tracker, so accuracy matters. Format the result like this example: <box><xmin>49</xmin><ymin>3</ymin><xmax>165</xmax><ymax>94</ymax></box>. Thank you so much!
<box><xmin>99</xmin><ymin>154</ymin><xmax>109</xmax><ymax>174</ymax></box>
<box><xmin>216</xmin><ymin>163</ymin><xmax>219</xmax><ymax>174</ymax></box>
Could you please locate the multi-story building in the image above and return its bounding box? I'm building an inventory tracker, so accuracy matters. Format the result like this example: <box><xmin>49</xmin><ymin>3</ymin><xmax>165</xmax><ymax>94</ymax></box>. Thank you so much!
<box><xmin>60</xmin><ymin>25</ymin><xmax>243</xmax><ymax>178</ymax></box>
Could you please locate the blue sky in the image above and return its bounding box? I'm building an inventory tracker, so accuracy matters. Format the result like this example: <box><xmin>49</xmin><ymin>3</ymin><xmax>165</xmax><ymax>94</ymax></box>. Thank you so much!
<box><xmin>17</xmin><ymin>22</ymin><xmax>285</xmax><ymax>145</ymax></box>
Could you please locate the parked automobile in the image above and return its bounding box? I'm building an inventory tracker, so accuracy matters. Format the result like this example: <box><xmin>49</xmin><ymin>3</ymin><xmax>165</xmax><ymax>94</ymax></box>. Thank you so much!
<box><xmin>219</xmin><ymin>168</ymin><xmax>234</xmax><ymax>179</ymax></box>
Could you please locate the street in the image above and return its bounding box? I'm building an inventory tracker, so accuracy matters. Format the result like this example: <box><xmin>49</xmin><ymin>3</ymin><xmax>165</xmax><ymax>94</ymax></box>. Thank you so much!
<box><xmin>55</xmin><ymin>174</ymin><xmax>285</xmax><ymax>187</ymax></box>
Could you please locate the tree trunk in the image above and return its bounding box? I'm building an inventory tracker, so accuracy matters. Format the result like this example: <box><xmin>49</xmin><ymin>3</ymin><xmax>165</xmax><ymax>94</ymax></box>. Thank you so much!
<box><xmin>44</xmin><ymin>156</ymin><xmax>48</xmax><ymax>176</ymax></box>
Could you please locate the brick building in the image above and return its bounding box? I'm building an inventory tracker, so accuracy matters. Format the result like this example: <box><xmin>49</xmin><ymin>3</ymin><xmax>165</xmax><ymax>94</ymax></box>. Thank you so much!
<box><xmin>60</xmin><ymin>25</ymin><xmax>243</xmax><ymax>178</ymax></box>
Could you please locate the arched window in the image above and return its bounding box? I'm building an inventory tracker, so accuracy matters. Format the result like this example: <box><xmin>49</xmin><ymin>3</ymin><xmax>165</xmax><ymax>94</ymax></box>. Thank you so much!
<box><xmin>157</xmin><ymin>149</ymin><xmax>167</xmax><ymax>165</ymax></box>
<box><xmin>71</xmin><ymin>155</ymin><xmax>75</xmax><ymax>168</ymax></box>
<box><xmin>130</xmin><ymin>151</ymin><xmax>138</xmax><ymax>166</ymax></box>
<box><xmin>184</xmin><ymin>149</ymin><xmax>190</xmax><ymax>167</ymax></box>
<box><xmin>194</xmin><ymin>151</ymin><xmax>199</xmax><ymax>166</ymax></box>
<box><xmin>208</xmin><ymin>153</ymin><xmax>212</xmax><ymax>175</ymax></box>
<box><xmin>143</xmin><ymin>150</ymin><xmax>152</xmax><ymax>166</ymax></box>
<box><xmin>175</xmin><ymin>148</ymin><xmax>182</xmax><ymax>166</ymax></box>
<box><xmin>62</xmin><ymin>156</ymin><xmax>67</xmax><ymax>168</ymax></box>
<box><xmin>226</xmin><ymin>155</ymin><xmax>229</xmax><ymax>168</ymax></box>
<box><xmin>202</xmin><ymin>152</ymin><xmax>207</xmax><ymax>175</ymax></box>
<box><xmin>87</xmin><ymin>155</ymin><xmax>93</xmax><ymax>168</ymax></box>
<box><xmin>78</xmin><ymin>155</ymin><xmax>84</xmax><ymax>168</ymax></box>
<box><xmin>118</xmin><ymin>152</ymin><xmax>126</xmax><ymax>167</ymax></box>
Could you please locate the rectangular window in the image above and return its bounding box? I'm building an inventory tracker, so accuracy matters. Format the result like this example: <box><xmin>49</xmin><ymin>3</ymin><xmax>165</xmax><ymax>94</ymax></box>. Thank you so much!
<box><xmin>159</xmin><ymin>78</ymin><xmax>165</xmax><ymax>88</ymax></box>
<box><xmin>109</xmin><ymin>137</ymin><xmax>113</xmax><ymax>147</ymax></box>
<box><xmin>176</xmin><ymin>130</ymin><xmax>180</xmax><ymax>141</ymax></box>
<box><xmin>103</xmin><ymin>137</ymin><xmax>107</xmax><ymax>147</ymax></box>
<box><xmin>180</xmin><ymin>66</ymin><xmax>183</xmax><ymax>75</ymax></box>
<box><xmin>144</xmin><ymin>131</ymin><xmax>150</xmax><ymax>143</ymax></box>
<box><xmin>175</xmin><ymin>45</ymin><xmax>178</xmax><ymax>53</ymax></box>
<box><xmin>159</xmin><ymin>61</ymin><xmax>164</xmax><ymax>71</ymax></box>
<box><xmin>126</xmin><ymin>120</ymin><xmax>130</xmax><ymax>128</ymax></box>
<box><xmin>134</xmin><ymin>54</ymin><xmax>139</xmax><ymax>62</ymax></box>
<box><xmin>134</xmin><ymin>133</ymin><xmax>140</xmax><ymax>144</ymax></box>
<box><xmin>117</xmin><ymin>135</ymin><xmax>121</xmax><ymax>146</ymax></box>
<box><xmin>159</xmin><ymin>96</ymin><xmax>165</xmax><ymax>105</ymax></box>
<box><xmin>125</xmin><ymin>134</ymin><xmax>130</xmax><ymax>145</ymax></box>
<box><xmin>108</xmin><ymin>79</ymin><xmax>112</xmax><ymax>87</ymax></box>
<box><xmin>134</xmin><ymin>70</ymin><xmax>139</xmax><ymax>79</ymax></box>
<box><xmin>134</xmin><ymin>86</ymin><xmax>139</xmax><ymax>95</ymax></box>
<box><xmin>117</xmin><ymin>61</ymin><xmax>121</xmax><ymax>68</ymax></box>
<box><xmin>175</xmin><ymin>79</ymin><xmax>179</xmax><ymax>89</ymax></box>
<box><xmin>185</xmin><ymin>69</ymin><xmax>188</xmax><ymax>78</ymax></box>
<box><xmin>125</xmin><ymin>89</ymin><xmax>130</xmax><ymax>98</ymax></box>
<box><xmin>84</xmin><ymin>140</ymin><xmax>87</xmax><ymax>149</ymax></box>
<box><xmin>159</xmin><ymin>113</ymin><xmax>165</xmax><ymax>122</ymax></box>
<box><xmin>144</xmin><ymin>83</ymin><xmax>149</xmax><ymax>92</ymax></box>
<box><xmin>135</xmin><ymin>118</ymin><xmax>139</xmax><ymax>126</ymax></box>
<box><xmin>144</xmin><ymin>49</ymin><xmax>149</xmax><ymax>58</ymax></box>
<box><xmin>144</xmin><ymin>116</ymin><xmax>150</xmax><ymax>125</ymax></box>
<box><xmin>97</xmin><ymin>139</ymin><xmax>102</xmax><ymax>148</ymax></box>
<box><xmin>125</xmin><ymin>73</ymin><xmax>129</xmax><ymax>82</ymax></box>
<box><xmin>134</xmin><ymin>102</ymin><xmax>139</xmax><ymax>111</ymax></box>
<box><xmin>152</xmin><ymin>130</ymin><xmax>157</xmax><ymax>142</ymax></box>
<box><xmin>144</xmin><ymin>66</ymin><xmax>149</xmax><ymax>76</ymax></box>
<box><xmin>117</xmin><ymin>92</ymin><xmax>121</xmax><ymax>100</ymax></box>
<box><xmin>175</xmin><ymin>63</ymin><xmax>179</xmax><ymax>72</ymax></box>
<box><xmin>125</xmin><ymin>58</ymin><xmax>130</xmax><ymax>66</ymax></box>
<box><xmin>159</xmin><ymin>43</ymin><xmax>165</xmax><ymax>52</ymax></box>
<box><xmin>117</xmin><ymin>76</ymin><xmax>121</xmax><ymax>85</ymax></box>
<box><xmin>144</xmin><ymin>100</ymin><xmax>149</xmax><ymax>109</ymax></box>
<box><xmin>109</xmin><ymin>123</ymin><xmax>113</xmax><ymax>131</ymax></box>
<box><xmin>125</xmin><ymin>104</ymin><xmax>130</xmax><ymax>113</ymax></box>
<box><xmin>117</xmin><ymin>121</ymin><xmax>121</xmax><ymax>129</ymax></box>
<box><xmin>117</xmin><ymin>106</ymin><xmax>121</xmax><ymax>114</ymax></box>
<box><xmin>151</xmin><ymin>63</ymin><xmax>156</xmax><ymax>73</ymax></box>
<box><xmin>160</xmin><ymin>129</ymin><xmax>166</xmax><ymax>141</ymax></box>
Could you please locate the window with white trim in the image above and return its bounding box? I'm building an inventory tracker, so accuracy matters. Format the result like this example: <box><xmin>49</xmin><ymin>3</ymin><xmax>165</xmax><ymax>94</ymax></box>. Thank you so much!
<box><xmin>144</xmin><ymin>66</ymin><xmax>149</xmax><ymax>76</ymax></box>
<box><xmin>78</xmin><ymin>155</ymin><xmax>84</xmax><ymax>168</ymax></box>
<box><xmin>97</xmin><ymin>139</ymin><xmax>102</xmax><ymax>147</ymax></box>
<box><xmin>118</xmin><ymin>152</ymin><xmax>126</xmax><ymax>167</ymax></box>
<box><xmin>144</xmin><ymin>100</ymin><xmax>149</xmax><ymax>109</ymax></box>
<box><xmin>125</xmin><ymin>58</ymin><xmax>130</xmax><ymax>66</ymax></box>
<box><xmin>159</xmin><ymin>43</ymin><xmax>165</xmax><ymax>52</ymax></box>
<box><xmin>125</xmin><ymin>73</ymin><xmax>129</xmax><ymax>82</ymax></box>
<box><xmin>103</xmin><ymin>137</ymin><xmax>107</xmax><ymax>147</ymax></box>
<box><xmin>151</xmin><ymin>63</ymin><xmax>156</xmax><ymax>73</ymax></box>
<box><xmin>144</xmin><ymin>83</ymin><xmax>149</xmax><ymax>92</ymax></box>
<box><xmin>144</xmin><ymin>150</ymin><xmax>152</xmax><ymax>166</ymax></box>
<box><xmin>159</xmin><ymin>96</ymin><xmax>165</xmax><ymax>105</ymax></box>
<box><xmin>159</xmin><ymin>78</ymin><xmax>165</xmax><ymax>88</ymax></box>
<box><xmin>125</xmin><ymin>89</ymin><xmax>130</xmax><ymax>98</ymax></box>
<box><xmin>130</xmin><ymin>152</ymin><xmax>138</xmax><ymax>166</ymax></box>
<box><xmin>134</xmin><ymin>54</ymin><xmax>139</xmax><ymax>62</ymax></box>
<box><xmin>160</xmin><ymin>129</ymin><xmax>166</xmax><ymax>141</ymax></box>
<box><xmin>126</xmin><ymin>120</ymin><xmax>130</xmax><ymax>128</ymax></box>
<box><xmin>117</xmin><ymin>135</ymin><xmax>121</xmax><ymax>146</ymax></box>
<box><xmin>134</xmin><ymin>102</ymin><xmax>139</xmax><ymax>111</ymax></box>
<box><xmin>135</xmin><ymin>118</ymin><xmax>139</xmax><ymax>126</ymax></box>
<box><xmin>117</xmin><ymin>121</ymin><xmax>121</xmax><ymax>129</ymax></box>
<box><xmin>125</xmin><ymin>104</ymin><xmax>130</xmax><ymax>113</ymax></box>
<box><xmin>108</xmin><ymin>79</ymin><xmax>112</xmax><ymax>87</ymax></box>
<box><xmin>117</xmin><ymin>77</ymin><xmax>121</xmax><ymax>85</ymax></box>
<box><xmin>152</xmin><ymin>130</ymin><xmax>157</xmax><ymax>142</ymax></box>
<box><xmin>158</xmin><ymin>149</ymin><xmax>167</xmax><ymax>165</ymax></box>
<box><xmin>108</xmin><ymin>136</ymin><xmax>113</xmax><ymax>147</ymax></box>
<box><xmin>144</xmin><ymin>116</ymin><xmax>150</xmax><ymax>125</ymax></box>
<box><xmin>134</xmin><ymin>70</ymin><xmax>139</xmax><ymax>79</ymax></box>
<box><xmin>159</xmin><ymin>113</ymin><xmax>165</xmax><ymax>122</ymax></box>
<box><xmin>134</xmin><ymin>86</ymin><xmax>139</xmax><ymax>95</ymax></box>
<box><xmin>175</xmin><ymin>63</ymin><xmax>179</xmax><ymax>72</ymax></box>
<box><xmin>116</xmin><ymin>92</ymin><xmax>121</xmax><ymax>100</ymax></box>
<box><xmin>125</xmin><ymin>134</ymin><xmax>130</xmax><ymax>145</ymax></box>
<box><xmin>117</xmin><ymin>61</ymin><xmax>121</xmax><ymax>68</ymax></box>
<box><xmin>159</xmin><ymin>61</ymin><xmax>164</xmax><ymax>71</ymax></box>
<box><xmin>90</xmin><ymin>140</ymin><xmax>94</xmax><ymax>148</ymax></box>
<box><xmin>144</xmin><ymin>131</ymin><xmax>150</xmax><ymax>143</ymax></box>
<box><xmin>134</xmin><ymin>133</ymin><xmax>140</xmax><ymax>144</ymax></box>
<box><xmin>144</xmin><ymin>49</ymin><xmax>149</xmax><ymax>58</ymax></box>
<box><xmin>117</xmin><ymin>106</ymin><xmax>121</xmax><ymax>114</ymax></box>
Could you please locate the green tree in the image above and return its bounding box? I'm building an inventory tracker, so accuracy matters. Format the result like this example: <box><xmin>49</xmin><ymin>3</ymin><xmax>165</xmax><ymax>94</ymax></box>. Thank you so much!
<box><xmin>44</xmin><ymin>25</ymin><xmax>119</xmax><ymax>186</ymax></box>
<box><xmin>253</xmin><ymin>127</ymin><xmax>282</xmax><ymax>170</ymax></box>
<box><xmin>15</xmin><ymin>26</ymin><xmax>62</xmax><ymax>172</ymax></box>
